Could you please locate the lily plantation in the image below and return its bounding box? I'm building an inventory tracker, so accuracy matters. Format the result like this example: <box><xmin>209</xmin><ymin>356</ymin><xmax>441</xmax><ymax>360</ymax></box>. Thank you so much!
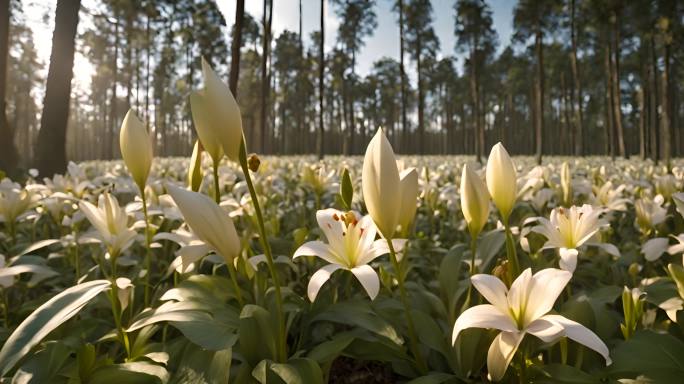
<box><xmin>2</xmin><ymin>0</ymin><xmax>684</xmax><ymax>383</ymax></box>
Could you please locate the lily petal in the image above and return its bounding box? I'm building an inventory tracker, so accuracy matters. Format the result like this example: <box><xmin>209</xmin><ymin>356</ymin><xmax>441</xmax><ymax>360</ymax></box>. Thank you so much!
<box><xmin>350</xmin><ymin>264</ymin><xmax>380</xmax><ymax>300</ymax></box>
<box><xmin>542</xmin><ymin>314</ymin><xmax>611</xmax><ymax>365</ymax></box>
<box><xmin>307</xmin><ymin>264</ymin><xmax>343</xmax><ymax>302</ymax></box>
<box><xmin>452</xmin><ymin>304</ymin><xmax>517</xmax><ymax>345</ymax></box>
<box><xmin>487</xmin><ymin>331</ymin><xmax>524</xmax><ymax>382</ymax></box>
<box><xmin>524</xmin><ymin>268</ymin><xmax>572</xmax><ymax>325</ymax></box>
<box><xmin>471</xmin><ymin>274</ymin><xmax>509</xmax><ymax>315</ymax></box>
<box><xmin>558</xmin><ymin>248</ymin><xmax>578</xmax><ymax>272</ymax></box>
<box><xmin>526</xmin><ymin>317</ymin><xmax>564</xmax><ymax>342</ymax></box>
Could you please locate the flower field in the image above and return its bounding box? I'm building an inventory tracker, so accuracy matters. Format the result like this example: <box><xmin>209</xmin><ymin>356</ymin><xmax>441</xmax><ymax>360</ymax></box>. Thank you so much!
<box><xmin>2</xmin><ymin>64</ymin><xmax>684</xmax><ymax>384</ymax></box>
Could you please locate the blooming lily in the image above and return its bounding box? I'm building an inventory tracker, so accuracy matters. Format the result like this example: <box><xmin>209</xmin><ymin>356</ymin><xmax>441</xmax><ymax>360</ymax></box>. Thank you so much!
<box><xmin>79</xmin><ymin>191</ymin><xmax>137</xmax><ymax>256</ymax></box>
<box><xmin>452</xmin><ymin>268</ymin><xmax>611</xmax><ymax>381</ymax></box>
<box><xmin>293</xmin><ymin>208</ymin><xmax>404</xmax><ymax>301</ymax></box>
<box><xmin>532</xmin><ymin>204</ymin><xmax>616</xmax><ymax>272</ymax></box>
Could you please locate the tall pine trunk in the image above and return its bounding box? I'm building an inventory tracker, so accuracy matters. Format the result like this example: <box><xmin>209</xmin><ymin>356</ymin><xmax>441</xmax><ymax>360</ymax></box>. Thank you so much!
<box><xmin>260</xmin><ymin>0</ymin><xmax>271</xmax><ymax>153</ymax></box>
<box><xmin>611</xmin><ymin>14</ymin><xmax>625</xmax><ymax>158</ymax></box>
<box><xmin>317</xmin><ymin>0</ymin><xmax>325</xmax><ymax>159</ymax></box>
<box><xmin>570</xmin><ymin>0</ymin><xmax>583</xmax><ymax>156</ymax></box>
<box><xmin>399</xmin><ymin>0</ymin><xmax>408</xmax><ymax>152</ymax></box>
<box><xmin>534</xmin><ymin>27</ymin><xmax>544</xmax><ymax>165</ymax></box>
<box><xmin>0</xmin><ymin>0</ymin><xmax>18</xmax><ymax>176</ymax></box>
<box><xmin>35</xmin><ymin>0</ymin><xmax>81</xmax><ymax>176</ymax></box>
<box><xmin>416</xmin><ymin>40</ymin><xmax>424</xmax><ymax>154</ymax></box>
<box><xmin>229</xmin><ymin>0</ymin><xmax>244</xmax><ymax>97</ymax></box>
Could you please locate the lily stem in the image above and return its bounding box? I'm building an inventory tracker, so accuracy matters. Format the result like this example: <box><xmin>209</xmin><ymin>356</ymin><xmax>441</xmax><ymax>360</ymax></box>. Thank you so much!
<box><xmin>108</xmin><ymin>250</ymin><xmax>131</xmax><ymax>358</ymax></box>
<box><xmin>462</xmin><ymin>236</ymin><xmax>479</xmax><ymax>313</ymax></box>
<box><xmin>239</xmin><ymin>139</ymin><xmax>287</xmax><ymax>363</ymax></box>
<box><xmin>387</xmin><ymin>239</ymin><xmax>428</xmax><ymax>375</ymax></box>
<box><xmin>504</xmin><ymin>218</ymin><xmax>520</xmax><ymax>281</ymax></box>
<box><xmin>227</xmin><ymin>261</ymin><xmax>245</xmax><ymax>307</ymax></box>
<box><xmin>141</xmin><ymin>192</ymin><xmax>152</xmax><ymax>307</ymax></box>
<box><xmin>212</xmin><ymin>162</ymin><xmax>221</xmax><ymax>204</ymax></box>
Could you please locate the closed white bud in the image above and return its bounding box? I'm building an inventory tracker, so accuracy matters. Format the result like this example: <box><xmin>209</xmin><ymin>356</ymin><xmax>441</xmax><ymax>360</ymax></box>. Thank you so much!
<box><xmin>486</xmin><ymin>143</ymin><xmax>517</xmax><ymax>223</ymax></box>
<box><xmin>119</xmin><ymin>110</ymin><xmax>152</xmax><ymax>191</ymax></box>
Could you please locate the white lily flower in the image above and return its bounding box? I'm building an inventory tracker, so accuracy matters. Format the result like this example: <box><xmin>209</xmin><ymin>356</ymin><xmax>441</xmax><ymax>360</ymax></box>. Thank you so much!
<box><xmin>532</xmin><ymin>205</ymin><xmax>613</xmax><ymax>272</ymax></box>
<box><xmin>293</xmin><ymin>208</ymin><xmax>404</xmax><ymax>301</ymax></box>
<box><xmin>452</xmin><ymin>268</ymin><xmax>611</xmax><ymax>381</ymax></box>
<box><xmin>119</xmin><ymin>110</ymin><xmax>153</xmax><ymax>191</ymax></box>
<box><xmin>397</xmin><ymin>168</ymin><xmax>419</xmax><ymax>236</ymax></box>
<box><xmin>0</xmin><ymin>179</ymin><xmax>36</xmax><ymax>224</ymax></box>
<box><xmin>79</xmin><ymin>191</ymin><xmax>137</xmax><ymax>256</ymax></box>
<box><xmin>486</xmin><ymin>143</ymin><xmax>517</xmax><ymax>223</ymax></box>
<box><xmin>166</xmin><ymin>184</ymin><xmax>240</xmax><ymax>266</ymax></box>
<box><xmin>635</xmin><ymin>196</ymin><xmax>666</xmax><ymax>235</ymax></box>
<box><xmin>592</xmin><ymin>181</ymin><xmax>629</xmax><ymax>212</ymax></box>
<box><xmin>460</xmin><ymin>164</ymin><xmax>490</xmax><ymax>238</ymax></box>
<box><xmin>362</xmin><ymin>129</ymin><xmax>401</xmax><ymax>239</ymax></box>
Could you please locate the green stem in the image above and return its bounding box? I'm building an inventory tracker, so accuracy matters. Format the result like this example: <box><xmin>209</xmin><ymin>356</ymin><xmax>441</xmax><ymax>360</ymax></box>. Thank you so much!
<box><xmin>227</xmin><ymin>261</ymin><xmax>245</xmax><ymax>307</ymax></box>
<box><xmin>239</xmin><ymin>139</ymin><xmax>287</xmax><ymax>363</ymax></box>
<box><xmin>213</xmin><ymin>161</ymin><xmax>221</xmax><ymax>204</ymax></box>
<box><xmin>387</xmin><ymin>239</ymin><xmax>428</xmax><ymax>374</ymax></box>
<box><xmin>462</xmin><ymin>236</ymin><xmax>479</xmax><ymax>314</ymax></box>
<box><xmin>1</xmin><ymin>287</ymin><xmax>9</xmax><ymax>327</ymax></box>
<box><xmin>504</xmin><ymin>220</ymin><xmax>520</xmax><ymax>281</ymax></box>
<box><xmin>109</xmin><ymin>250</ymin><xmax>131</xmax><ymax>358</ymax></box>
<box><xmin>141</xmin><ymin>192</ymin><xmax>153</xmax><ymax>307</ymax></box>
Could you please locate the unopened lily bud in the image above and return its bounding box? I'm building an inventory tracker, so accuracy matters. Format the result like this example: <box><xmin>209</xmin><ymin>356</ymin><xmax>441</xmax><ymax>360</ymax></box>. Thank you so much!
<box><xmin>486</xmin><ymin>143</ymin><xmax>517</xmax><ymax>223</ymax></box>
<box><xmin>190</xmin><ymin>90</ymin><xmax>224</xmax><ymax>166</ymax></box>
<box><xmin>628</xmin><ymin>263</ymin><xmax>641</xmax><ymax>278</ymax></box>
<box><xmin>200</xmin><ymin>57</ymin><xmax>244</xmax><ymax>163</ymax></box>
<box><xmin>492</xmin><ymin>260</ymin><xmax>510</xmax><ymax>286</ymax></box>
<box><xmin>362</xmin><ymin>129</ymin><xmax>401</xmax><ymax>239</ymax></box>
<box><xmin>247</xmin><ymin>153</ymin><xmax>261</xmax><ymax>172</ymax></box>
<box><xmin>397</xmin><ymin>168</ymin><xmax>419</xmax><ymax>236</ymax></box>
<box><xmin>460</xmin><ymin>164</ymin><xmax>490</xmax><ymax>239</ymax></box>
<box><xmin>188</xmin><ymin>140</ymin><xmax>203</xmax><ymax>192</ymax></box>
<box><xmin>561</xmin><ymin>161</ymin><xmax>572</xmax><ymax>206</ymax></box>
<box><xmin>119</xmin><ymin>110</ymin><xmax>153</xmax><ymax>191</ymax></box>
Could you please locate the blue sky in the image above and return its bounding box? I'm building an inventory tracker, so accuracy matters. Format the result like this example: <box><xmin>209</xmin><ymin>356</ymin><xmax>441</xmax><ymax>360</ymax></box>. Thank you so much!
<box><xmin>219</xmin><ymin>0</ymin><xmax>516</xmax><ymax>77</ymax></box>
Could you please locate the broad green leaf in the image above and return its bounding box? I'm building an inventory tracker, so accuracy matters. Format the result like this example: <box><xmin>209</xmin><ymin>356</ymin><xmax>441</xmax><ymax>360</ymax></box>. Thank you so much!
<box><xmin>253</xmin><ymin>358</ymin><xmax>324</xmax><ymax>384</ymax></box>
<box><xmin>128</xmin><ymin>301</ymin><xmax>238</xmax><ymax>351</ymax></box>
<box><xmin>530</xmin><ymin>364</ymin><xmax>602</xmax><ymax>384</ymax></box>
<box><xmin>0</xmin><ymin>279</ymin><xmax>111</xmax><ymax>375</ymax></box>
<box><xmin>89</xmin><ymin>362</ymin><xmax>169</xmax><ymax>384</ymax></box>
<box><xmin>239</xmin><ymin>305</ymin><xmax>278</xmax><ymax>366</ymax></box>
<box><xmin>477</xmin><ymin>229</ymin><xmax>506</xmax><ymax>272</ymax></box>
<box><xmin>406</xmin><ymin>373</ymin><xmax>457</xmax><ymax>384</ymax></box>
<box><xmin>16</xmin><ymin>239</ymin><xmax>61</xmax><ymax>257</ymax></box>
<box><xmin>312</xmin><ymin>300</ymin><xmax>402</xmax><ymax>344</ymax></box>
<box><xmin>11</xmin><ymin>341</ymin><xmax>73</xmax><ymax>384</ymax></box>
<box><xmin>606</xmin><ymin>330</ymin><xmax>684</xmax><ymax>382</ymax></box>
<box><xmin>307</xmin><ymin>332</ymin><xmax>356</xmax><ymax>363</ymax></box>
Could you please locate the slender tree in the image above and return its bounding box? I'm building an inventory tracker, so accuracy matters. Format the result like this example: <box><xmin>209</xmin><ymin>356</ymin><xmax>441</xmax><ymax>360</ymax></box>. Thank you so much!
<box><xmin>229</xmin><ymin>0</ymin><xmax>245</xmax><ymax>96</ymax></box>
<box><xmin>0</xmin><ymin>0</ymin><xmax>18</xmax><ymax>176</ymax></box>
<box><xmin>455</xmin><ymin>0</ymin><xmax>497</xmax><ymax>161</ymax></box>
<box><xmin>35</xmin><ymin>0</ymin><xmax>81</xmax><ymax>176</ymax></box>
<box><xmin>317</xmin><ymin>0</ymin><xmax>325</xmax><ymax>159</ymax></box>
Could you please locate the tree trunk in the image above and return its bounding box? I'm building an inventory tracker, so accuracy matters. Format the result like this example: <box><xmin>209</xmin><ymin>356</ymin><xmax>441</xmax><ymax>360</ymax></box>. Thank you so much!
<box><xmin>638</xmin><ymin>87</ymin><xmax>646</xmax><ymax>160</ymax></box>
<box><xmin>416</xmin><ymin>42</ymin><xmax>424</xmax><ymax>155</ymax></box>
<box><xmin>35</xmin><ymin>0</ymin><xmax>81</xmax><ymax>176</ymax></box>
<box><xmin>260</xmin><ymin>0</ymin><xmax>271</xmax><ymax>153</ymax></box>
<box><xmin>399</xmin><ymin>0</ymin><xmax>408</xmax><ymax>153</ymax></box>
<box><xmin>317</xmin><ymin>0</ymin><xmax>325</xmax><ymax>159</ymax></box>
<box><xmin>650</xmin><ymin>35</ymin><xmax>660</xmax><ymax>163</ymax></box>
<box><xmin>0</xmin><ymin>0</ymin><xmax>18</xmax><ymax>176</ymax></box>
<box><xmin>229</xmin><ymin>0</ymin><xmax>244</xmax><ymax>97</ymax></box>
<box><xmin>604</xmin><ymin>45</ymin><xmax>615</xmax><ymax>160</ymax></box>
<box><xmin>470</xmin><ymin>45</ymin><xmax>481</xmax><ymax>163</ymax></box>
<box><xmin>534</xmin><ymin>27</ymin><xmax>544</xmax><ymax>165</ymax></box>
<box><xmin>570</xmin><ymin>0</ymin><xmax>583</xmax><ymax>156</ymax></box>
<box><xmin>662</xmin><ymin>42</ymin><xmax>671</xmax><ymax>170</ymax></box>
<box><xmin>611</xmin><ymin>14</ymin><xmax>625</xmax><ymax>158</ymax></box>
<box><xmin>108</xmin><ymin>17</ymin><xmax>120</xmax><ymax>160</ymax></box>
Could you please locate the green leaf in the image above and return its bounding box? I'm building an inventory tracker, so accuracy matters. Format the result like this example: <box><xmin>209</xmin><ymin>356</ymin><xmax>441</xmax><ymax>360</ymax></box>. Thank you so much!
<box><xmin>128</xmin><ymin>301</ymin><xmax>238</xmax><ymax>351</ymax></box>
<box><xmin>307</xmin><ymin>332</ymin><xmax>356</xmax><ymax>363</ymax></box>
<box><xmin>239</xmin><ymin>305</ymin><xmax>278</xmax><ymax>367</ymax></box>
<box><xmin>606</xmin><ymin>330</ymin><xmax>684</xmax><ymax>382</ymax></box>
<box><xmin>253</xmin><ymin>358</ymin><xmax>324</xmax><ymax>384</ymax></box>
<box><xmin>530</xmin><ymin>364</ymin><xmax>602</xmax><ymax>384</ymax></box>
<box><xmin>312</xmin><ymin>300</ymin><xmax>402</xmax><ymax>344</ymax></box>
<box><xmin>340</xmin><ymin>168</ymin><xmax>353</xmax><ymax>210</ymax></box>
<box><xmin>11</xmin><ymin>341</ymin><xmax>73</xmax><ymax>384</ymax></box>
<box><xmin>668</xmin><ymin>263</ymin><xmax>684</xmax><ymax>299</ymax></box>
<box><xmin>0</xmin><ymin>279</ymin><xmax>111</xmax><ymax>375</ymax></box>
<box><xmin>89</xmin><ymin>362</ymin><xmax>169</xmax><ymax>384</ymax></box>
<box><xmin>16</xmin><ymin>239</ymin><xmax>62</xmax><ymax>257</ymax></box>
<box><xmin>477</xmin><ymin>229</ymin><xmax>506</xmax><ymax>272</ymax></box>
<box><xmin>406</xmin><ymin>373</ymin><xmax>457</xmax><ymax>384</ymax></box>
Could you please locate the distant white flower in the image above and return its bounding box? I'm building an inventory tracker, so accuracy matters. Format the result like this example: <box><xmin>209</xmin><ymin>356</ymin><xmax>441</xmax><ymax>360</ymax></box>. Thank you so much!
<box><xmin>78</xmin><ymin>191</ymin><xmax>137</xmax><ymax>256</ymax></box>
<box><xmin>293</xmin><ymin>208</ymin><xmax>404</xmax><ymax>301</ymax></box>
<box><xmin>592</xmin><ymin>181</ymin><xmax>629</xmax><ymax>212</ymax></box>
<box><xmin>532</xmin><ymin>205</ymin><xmax>617</xmax><ymax>272</ymax></box>
<box><xmin>635</xmin><ymin>196</ymin><xmax>666</xmax><ymax>235</ymax></box>
<box><xmin>0</xmin><ymin>179</ymin><xmax>36</xmax><ymax>224</ymax></box>
<box><xmin>452</xmin><ymin>268</ymin><xmax>611</xmax><ymax>381</ymax></box>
